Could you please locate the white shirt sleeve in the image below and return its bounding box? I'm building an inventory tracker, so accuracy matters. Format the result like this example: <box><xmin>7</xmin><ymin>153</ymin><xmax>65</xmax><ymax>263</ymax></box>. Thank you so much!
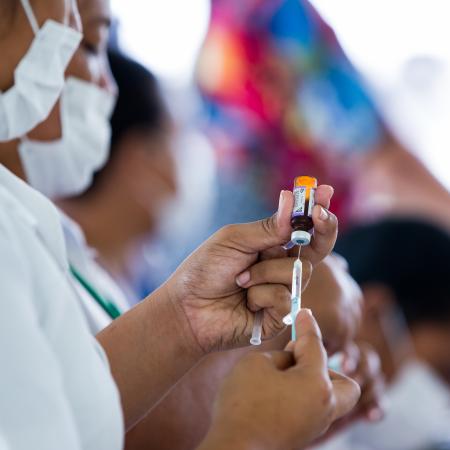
<box><xmin>0</xmin><ymin>218</ymin><xmax>82</xmax><ymax>450</ymax></box>
<box><xmin>0</xmin><ymin>435</ymin><xmax>10</xmax><ymax>450</ymax></box>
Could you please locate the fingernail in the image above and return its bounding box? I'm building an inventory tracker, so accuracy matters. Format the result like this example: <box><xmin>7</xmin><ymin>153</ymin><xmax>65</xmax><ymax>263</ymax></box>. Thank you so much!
<box><xmin>302</xmin><ymin>308</ymin><xmax>313</xmax><ymax>317</ymax></box>
<box><xmin>367</xmin><ymin>407</ymin><xmax>384</xmax><ymax>422</ymax></box>
<box><xmin>236</xmin><ymin>271</ymin><xmax>251</xmax><ymax>287</ymax></box>
<box><xmin>278</xmin><ymin>190</ymin><xmax>286</xmax><ymax>212</ymax></box>
<box><xmin>319</xmin><ymin>207</ymin><xmax>329</xmax><ymax>221</ymax></box>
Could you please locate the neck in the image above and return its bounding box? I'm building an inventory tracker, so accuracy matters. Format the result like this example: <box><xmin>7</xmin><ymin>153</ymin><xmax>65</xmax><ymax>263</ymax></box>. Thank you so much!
<box><xmin>0</xmin><ymin>140</ymin><xmax>26</xmax><ymax>179</ymax></box>
<box><xmin>59</xmin><ymin>186</ymin><xmax>150</xmax><ymax>279</ymax></box>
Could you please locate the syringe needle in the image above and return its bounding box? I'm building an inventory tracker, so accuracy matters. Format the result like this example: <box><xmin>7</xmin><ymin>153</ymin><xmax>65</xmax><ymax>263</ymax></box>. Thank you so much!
<box><xmin>290</xmin><ymin>256</ymin><xmax>303</xmax><ymax>340</ymax></box>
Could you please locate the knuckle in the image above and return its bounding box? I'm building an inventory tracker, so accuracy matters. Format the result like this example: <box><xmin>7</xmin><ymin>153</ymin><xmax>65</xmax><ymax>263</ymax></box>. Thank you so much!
<box><xmin>260</xmin><ymin>215</ymin><xmax>276</xmax><ymax>237</ymax></box>
<box><xmin>218</xmin><ymin>224</ymin><xmax>238</xmax><ymax>239</ymax></box>
<box><xmin>274</xmin><ymin>284</ymin><xmax>289</xmax><ymax>300</ymax></box>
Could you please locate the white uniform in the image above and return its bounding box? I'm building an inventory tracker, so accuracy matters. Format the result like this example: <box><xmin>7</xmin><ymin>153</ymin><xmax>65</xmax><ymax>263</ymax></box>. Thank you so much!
<box><xmin>59</xmin><ymin>211</ymin><xmax>130</xmax><ymax>334</ymax></box>
<box><xmin>0</xmin><ymin>165</ymin><xmax>124</xmax><ymax>450</ymax></box>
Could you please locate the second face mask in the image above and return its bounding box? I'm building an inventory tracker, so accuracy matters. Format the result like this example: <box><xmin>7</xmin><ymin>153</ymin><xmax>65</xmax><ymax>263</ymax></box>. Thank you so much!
<box><xmin>19</xmin><ymin>77</ymin><xmax>117</xmax><ymax>199</ymax></box>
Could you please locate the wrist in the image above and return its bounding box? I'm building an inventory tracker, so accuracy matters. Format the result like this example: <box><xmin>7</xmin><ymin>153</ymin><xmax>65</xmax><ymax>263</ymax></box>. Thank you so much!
<box><xmin>145</xmin><ymin>282</ymin><xmax>205</xmax><ymax>364</ymax></box>
<box><xmin>99</xmin><ymin>284</ymin><xmax>205</xmax><ymax>428</ymax></box>
<box><xmin>162</xmin><ymin>276</ymin><xmax>210</xmax><ymax>358</ymax></box>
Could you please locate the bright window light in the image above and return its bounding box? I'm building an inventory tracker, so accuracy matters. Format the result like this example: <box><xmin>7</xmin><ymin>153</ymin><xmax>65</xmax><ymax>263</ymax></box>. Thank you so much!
<box><xmin>311</xmin><ymin>0</ymin><xmax>450</xmax><ymax>189</ymax></box>
<box><xmin>111</xmin><ymin>0</ymin><xmax>211</xmax><ymax>86</ymax></box>
<box><xmin>310</xmin><ymin>0</ymin><xmax>450</xmax><ymax>82</ymax></box>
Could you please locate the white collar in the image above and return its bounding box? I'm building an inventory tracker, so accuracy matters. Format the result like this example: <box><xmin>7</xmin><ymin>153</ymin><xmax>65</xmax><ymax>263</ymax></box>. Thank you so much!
<box><xmin>0</xmin><ymin>164</ymin><xmax>68</xmax><ymax>270</ymax></box>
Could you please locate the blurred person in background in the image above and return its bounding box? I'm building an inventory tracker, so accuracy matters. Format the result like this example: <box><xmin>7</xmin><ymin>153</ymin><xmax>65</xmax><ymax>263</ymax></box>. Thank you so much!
<box><xmin>63</xmin><ymin>49</ymin><xmax>217</xmax><ymax>303</ymax></box>
<box><xmin>60</xmin><ymin>49</ymin><xmax>179</xmax><ymax>304</ymax></box>
<box><xmin>196</xmin><ymin>0</ymin><xmax>450</xmax><ymax>232</ymax></box>
<box><xmin>316</xmin><ymin>219</ymin><xmax>450</xmax><ymax>450</ymax></box>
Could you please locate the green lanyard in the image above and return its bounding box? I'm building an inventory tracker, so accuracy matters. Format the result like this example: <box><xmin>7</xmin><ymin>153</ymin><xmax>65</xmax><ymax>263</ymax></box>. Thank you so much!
<box><xmin>70</xmin><ymin>265</ymin><xmax>122</xmax><ymax>320</ymax></box>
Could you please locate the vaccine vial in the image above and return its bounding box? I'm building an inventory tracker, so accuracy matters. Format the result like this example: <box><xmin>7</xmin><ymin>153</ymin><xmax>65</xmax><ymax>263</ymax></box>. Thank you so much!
<box><xmin>290</xmin><ymin>176</ymin><xmax>317</xmax><ymax>246</ymax></box>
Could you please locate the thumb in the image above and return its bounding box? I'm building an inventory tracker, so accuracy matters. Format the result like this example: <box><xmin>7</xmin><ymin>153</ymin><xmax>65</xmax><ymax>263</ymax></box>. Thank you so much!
<box><xmin>218</xmin><ymin>191</ymin><xmax>294</xmax><ymax>253</ymax></box>
<box><xmin>287</xmin><ymin>309</ymin><xmax>328</xmax><ymax>375</ymax></box>
<box><xmin>329</xmin><ymin>370</ymin><xmax>361</xmax><ymax>421</ymax></box>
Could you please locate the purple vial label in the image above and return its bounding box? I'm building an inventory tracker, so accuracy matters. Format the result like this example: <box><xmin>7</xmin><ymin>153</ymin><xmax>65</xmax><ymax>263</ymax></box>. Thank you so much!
<box><xmin>292</xmin><ymin>186</ymin><xmax>307</xmax><ymax>217</ymax></box>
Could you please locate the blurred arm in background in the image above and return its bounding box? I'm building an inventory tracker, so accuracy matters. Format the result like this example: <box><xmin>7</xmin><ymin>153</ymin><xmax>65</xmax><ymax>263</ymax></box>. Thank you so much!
<box><xmin>352</xmin><ymin>133</ymin><xmax>450</xmax><ymax>230</ymax></box>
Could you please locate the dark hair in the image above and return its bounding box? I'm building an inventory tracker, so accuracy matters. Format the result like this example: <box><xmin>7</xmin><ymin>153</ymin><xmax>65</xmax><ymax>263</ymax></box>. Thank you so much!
<box><xmin>109</xmin><ymin>49</ymin><xmax>169</xmax><ymax>150</ymax></box>
<box><xmin>335</xmin><ymin>218</ymin><xmax>450</xmax><ymax>326</ymax></box>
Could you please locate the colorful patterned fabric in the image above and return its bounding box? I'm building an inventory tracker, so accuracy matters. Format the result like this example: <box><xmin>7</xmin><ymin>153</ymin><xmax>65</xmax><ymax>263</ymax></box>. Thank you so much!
<box><xmin>196</xmin><ymin>0</ymin><xmax>386</xmax><ymax>226</ymax></box>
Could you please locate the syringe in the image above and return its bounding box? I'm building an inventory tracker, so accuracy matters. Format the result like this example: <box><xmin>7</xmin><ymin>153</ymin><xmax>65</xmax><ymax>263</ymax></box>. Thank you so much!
<box><xmin>250</xmin><ymin>310</ymin><xmax>263</xmax><ymax>346</ymax></box>
<box><xmin>283</xmin><ymin>246</ymin><xmax>303</xmax><ymax>340</ymax></box>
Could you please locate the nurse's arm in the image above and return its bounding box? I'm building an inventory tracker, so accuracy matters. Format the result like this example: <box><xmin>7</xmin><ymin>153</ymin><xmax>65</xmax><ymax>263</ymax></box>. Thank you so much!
<box><xmin>97</xmin><ymin>284</ymin><xmax>202</xmax><ymax>431</ymax></box>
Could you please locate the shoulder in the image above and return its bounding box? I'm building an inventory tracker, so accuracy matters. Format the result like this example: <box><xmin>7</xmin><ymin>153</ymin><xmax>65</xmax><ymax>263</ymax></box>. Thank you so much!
<box><xmin>0</xmin><ymin>166</ymin><xmax>69</xmax><ymax>269</ymax></box>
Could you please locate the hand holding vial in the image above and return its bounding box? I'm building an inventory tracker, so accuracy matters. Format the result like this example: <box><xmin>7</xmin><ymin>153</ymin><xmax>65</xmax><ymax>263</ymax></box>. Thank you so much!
<box><xmin>250</xmin><ymin>176</ymin><xmax>329</xmax><ymax>345</ymax></box>
<box><xmin>164</xmin><ymin>183</ymin><xmax>336</xmax><ymax>354</ymax></box>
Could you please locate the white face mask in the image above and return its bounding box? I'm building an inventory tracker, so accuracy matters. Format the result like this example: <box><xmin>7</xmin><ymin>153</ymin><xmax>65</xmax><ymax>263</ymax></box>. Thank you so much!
<box><xmin>18</xmin><ymin>77</ymin><xmax>116</xmax><ymax>199</ymax></box>
<box><xmin>0</xmin><ymin>0</ymin><xmax>82</xmax><ymax>141</ymax></box>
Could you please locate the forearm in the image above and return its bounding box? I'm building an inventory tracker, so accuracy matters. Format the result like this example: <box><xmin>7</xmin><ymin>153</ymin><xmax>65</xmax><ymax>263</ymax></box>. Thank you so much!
<box><xmin>197</xmin><ymin>427</ymin><xmax>260</xmax><ymax>450</ymax></box>
<box><xmin>354</xmin><ymin>140</ymin><xmax>450</xmax><ymax>227</ymax></box>
<box><xmin>97</xmin><ymin>284</ymin><xmax>203</xmax><ymax>430</ymax></box>
<box><xmin>125</xmin><ymin>349</ymin><xmax>247</xmax><ymax>450</ymax></box>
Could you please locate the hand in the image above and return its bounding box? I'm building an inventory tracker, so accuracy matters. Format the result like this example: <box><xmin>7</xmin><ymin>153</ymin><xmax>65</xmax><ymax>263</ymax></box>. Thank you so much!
<box><xmin>314</xmin><ymin>341</ymin><xmax>385</xmax><ymax>445</ymax></box>
<box><xmin>197</xmin><ymin>310</ymin><xmax>361</xmax><ymax>450</ymax></box>
<box><xmin>165</xmin><ymin>186</ymin><xmax>337</xmax><ymax>354</ymax></box>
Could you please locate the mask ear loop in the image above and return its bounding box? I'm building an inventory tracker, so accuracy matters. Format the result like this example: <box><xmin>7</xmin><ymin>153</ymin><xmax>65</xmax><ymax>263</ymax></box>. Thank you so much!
<box><xmin>20</xmin><ymin>0</ymin><xmax>40</xmax><ymax>35</ymax></box>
